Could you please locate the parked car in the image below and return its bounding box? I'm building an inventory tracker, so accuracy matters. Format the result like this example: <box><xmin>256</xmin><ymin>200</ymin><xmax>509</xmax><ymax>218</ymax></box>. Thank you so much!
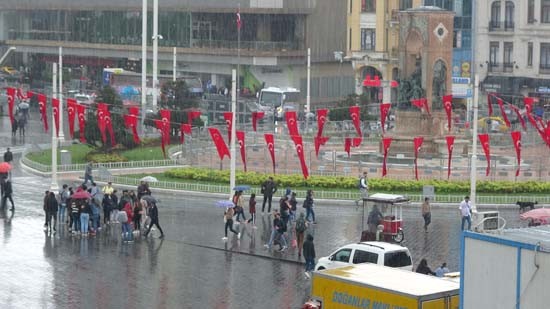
<box><xmin>315</xmin><ymin>241</ymin><xmax>413</xmax><ymax>271</ymax></box>
<box><xmin>75</xmin><ymin>93</ymin><xmax>95</xmax><ymax>105</ymax></box>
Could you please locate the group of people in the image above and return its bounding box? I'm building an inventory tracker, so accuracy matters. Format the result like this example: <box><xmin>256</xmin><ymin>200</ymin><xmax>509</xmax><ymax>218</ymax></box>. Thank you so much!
<box><xmin>43</xmin><ymin>179</ymin><xmax>165</xmax><ymax>241</ymax></box>
<box><xmin>416</xmin><ymin>258</ymin><xmax>451</xmax><ymax>277</ymax></box>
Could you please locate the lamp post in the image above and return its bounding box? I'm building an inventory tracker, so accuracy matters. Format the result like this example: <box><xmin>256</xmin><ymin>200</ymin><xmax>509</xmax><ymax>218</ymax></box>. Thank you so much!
<box><xmin>152</xmin><ymin>0</ymin><xmax>160</xmax><ymax>109</ymax></box>
<box><xmin>141</xmin><ymin>0</ymin><xmax>148</xmax><ymax>130</ymax></box>
<box><xmin>470</xmin><ymin>74</ymin><xmax>479</xmax><ymax>212</ymax></box>
<box><xmin>51</xmin><ymin>63</ymin><xmax>59</xmax><ymax>192</ymax></box>
<box><xmin>58</xmin><ymin>47</ymin><xmax>64</xmax><ymax>139</ymax></box>
<box><xmin>230</xmin><ymin>69</ymin><xmax>237</xmax><ymax>194</ymax></box>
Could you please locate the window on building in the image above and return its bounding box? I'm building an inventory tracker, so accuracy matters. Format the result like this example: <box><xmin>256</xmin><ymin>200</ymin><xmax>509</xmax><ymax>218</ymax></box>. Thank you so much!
<box><xmin>505</xmin><ymin>1</ymin><xmax>515</xmax><ymax>29</ymax></box>
<box><xmin>491</xmin><ymin>1</ymin><xmax>501</xmax><ymax>26</ymax></box>
<box><xmin>503</xmin><ymin>42</ymin><xmax>513</xmax><ymax>71</ymax></box>
<box><xmin>361</xmin><ymin>28</ymin><xmax>376</xmax><ymax>50</ymax></box>
<box><xmin>528</xmin><ymin>42</ymin><xmax>533</xmax><ymax>66</ymax></box>
<box><xmin>541</xmin><ymin>43</ymin><xmax>550</xmax><ymax>70</ymax></box>
<box><xmin>528</xmin><ymin>0</ymin><xmax>535</xmax><ymax>23</ymax></box>
<box><xmin>490</xmin><ymin>42</ymin><xmax>499</xmax><ymax>65</ymax></box>
<box><xmin>361</xmin><ymin>0</ymin><xmax>376</xmax><ymax>12</ymax></box>
<box><xmin>424</xmin><ymin>0</ymin><xmax>453</xmax><ymax>10</ymax></box>
<box><xmin>399</xmin><ymin>0</ymin><xmax>412</xmax><ymax>10</ymax></box>
<box><xmin>543</xmin><ymin>0</ymin><xmax>550</xmax><ymax>23</ymax></box>
<box><xmin>349</xmin><ymin>28</ymin><xmax>352</xmax><ymax>50</ymax></box>
<box><xmin>350</xmin><ymin>0</ymin><xmax>353</xmax><ymax>14</ymax></box>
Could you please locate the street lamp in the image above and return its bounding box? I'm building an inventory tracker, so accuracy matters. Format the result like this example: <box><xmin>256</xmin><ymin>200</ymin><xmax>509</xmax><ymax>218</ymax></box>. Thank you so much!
<box><xmin>152</xmin><ymin>0</ymin><xmax>161</xmax><ymax>109</ymax></box>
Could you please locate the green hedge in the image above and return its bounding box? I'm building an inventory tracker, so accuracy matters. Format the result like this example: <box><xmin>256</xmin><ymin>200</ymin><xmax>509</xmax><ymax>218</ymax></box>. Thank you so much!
<box><xmin>164</xmin><ymin>167</ymin><xmax>550</xmax><ymax>194</ymax></box>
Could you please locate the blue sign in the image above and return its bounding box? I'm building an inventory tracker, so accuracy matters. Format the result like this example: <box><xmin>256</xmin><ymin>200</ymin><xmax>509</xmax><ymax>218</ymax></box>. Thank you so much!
<box><xmin>103</xmin><ymin>72</ymin><xmax>112</xmax><ymax>86</ymax></box>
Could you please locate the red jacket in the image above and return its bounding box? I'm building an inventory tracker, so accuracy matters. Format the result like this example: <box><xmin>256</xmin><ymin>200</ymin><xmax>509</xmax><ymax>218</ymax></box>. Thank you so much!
<box><xmin>124</xmin><ymin>202</ymin><xmax>134</xmax><ymax>223</ymax></box>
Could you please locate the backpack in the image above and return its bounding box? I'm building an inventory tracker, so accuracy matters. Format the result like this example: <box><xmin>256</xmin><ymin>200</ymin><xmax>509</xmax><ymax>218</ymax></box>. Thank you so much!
<box><xmin>117</xmin><ymin>211</ymin><xmax>128</xmax><ymax>223</ymax></box>
<box><xmin>358</xmin><ymin>177</ymin><xmax>364</xmax><ymax>189</ymax></box>
<box><xmin>296</xmin><ymin>218</ymin><xmax>306</xmax><ymax>233</ymax></box>
<box><xmin>279</xmin><ymin>219</ymin><xmax>287</xmax><ymax>233</ymax></box>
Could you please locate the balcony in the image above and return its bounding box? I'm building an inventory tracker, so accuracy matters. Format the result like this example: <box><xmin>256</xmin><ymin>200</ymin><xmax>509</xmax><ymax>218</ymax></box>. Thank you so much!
<box><xmin>190</xmin><ymin>39</ymin><xmax>301</xmax><ymax>51</ymax></box>
<box><xmin>488</xmin><ymin>21</ymin><xmax>515</xmax><ymax>32</ymax></box>
<box><xmin>488</xmin><ymin>62</ymin><xmax>514</xmax><ymax>73</ymax></box>
<box><xmin>540</xmin><ymin>64</ymin><xmax>550</xmax><ymax>75</ymax></box>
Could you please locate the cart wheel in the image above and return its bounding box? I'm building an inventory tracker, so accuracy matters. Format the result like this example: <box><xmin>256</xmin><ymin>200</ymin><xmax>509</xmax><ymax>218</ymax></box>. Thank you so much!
<box><xmin>393</xmin><ymin>230</ymin><xmax>404</xmax><ymax>243</ymax></box>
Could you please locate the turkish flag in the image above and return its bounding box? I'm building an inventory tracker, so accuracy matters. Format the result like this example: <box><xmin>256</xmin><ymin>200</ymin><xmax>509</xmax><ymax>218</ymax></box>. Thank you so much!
<box><xmin>16</xmin><ymin>88</ymin><xmax>26</xmax><ymax>100</ymax></box>
<box><xmin>67</xmin><ymin>98</ymin><xmax>77</xmax><ymax>138</ymax></box>
<box><xmin>291</xmin><ymin>135</ymin><xmax>309</xmax><ymax>179</ymax></box>
<box><xmin>223</xmin><ymin>112</ymin><xmax>233</xmax><ymax>143</ymax></box>
<box><xmin>264</xmin><ymin>133</ymin><xmax>276</xmax><ymax>173</ymax></box>
<box><xmin>443</xmin><ymin>95</ymin><xmax>453</xmax><ymax>131</ymax></box>
<box><xmin>236</xmin><ymin>130</ymin><xmax>247</xmax><ymax>172</ymax></box>
<box><xmin>390</xmin><ymin>80</ymin><xmax>399</xmax><ymax>88</ymax></box>
<box><xmin>285</xmin><ymin>111</ymin><xmax>299</xmax><ymax>137</ymax></box>
<box><xmin>154</xmin><ymin>119</ymin><xmax>167</xmax><ymax>158</ymax></box>
<box><xmin>543</xmin><ymin>127</ymin><xmax>550</xmax><ymax>148</ymax></box>
<box><xmin>349</xmin><ymin>106</ymin><xmax>362</xmax><ymax>137</ymax></box>
<box><xmin>105</xmin><ymin>110</ymin><xmax>116</xmax><ymax>146</ymax></box>
<box><xmin>316</xmin><ymin>109</ymin><xmax>328</xmax><ymax>137</ymax></box>
<box><xmin>160</xmin><ymin>109</ymin><xmax>171</xmax><ymax>145</ymax></box>
<box><xmin>487</xmin><ymin>94</ymin><xmax>494</xmax><ymax>117</ymax></box>
<box><xmin>6</xmin><ymin>88</ymin><xmax>15</xmax><ymax>125</ymax></box>
<box><xmin>76</xmin><ymin>104</ymin><xmax>87</xmax><ymax>143</ymax></box>
<box><xmin>124</xmin><ymin>114</ymin><xmax>140</xmax><ymax>145</ymax></box>
<box><xmin>344</xmin><ymin>137</ymin><xmax>362</xmax><ymax>157</ymax></box>
<box><xmin>128</xmin><ymin>107</ymin><xmax>139</xmax><ymax>116</ymax></box>
<box><xmin>208</xmin><ymin>127</ymin><xmax>230</xmax><ymax>160</ymax></box>
<box><xmin>27</xmin><ymin>91</ymin><xmax>34</xmax><ymax>99</ymax></box>
<box><xmin>411</xmin><ymin>98</ymin><xmax>430</xmax><ymax>115</ymax></box>
<box><xmin>496</xmin><ymin>98</ymin><xmax>511</xmax><ymax>128</ymax></box>
<box><xmin>97</xmin><ymin>103</ymin><xmax>108</xmax><ymax>143</ymax></box>
<box><xmin>314</xmin><ymin>136</ymin><xmax>329</xmax><ymax>158</ymax></box>
<box><xmin>413</xmin><ymin>137</ymin><xmax>424</xmax><ymax>180</ymax></box>
<box><xmin>511</xmin><ymin>131</ymin><xmax>521</xmax><ymax>177</ymax></box>
<box><xmin>251</xmin><ymin>111</ymin><xmax>264</xmax><ymax>132</ymax></box>
<box><xmin>446</xmin><ymin>135</ymin><xmax>455</xmax><ymax>179</ymax></box>
<box><xmin>524</xmin><ymin>97</ymin><xmax>534</xmax><ymax>114</ymax></box>
<box><xmin>37</xmin><ymin>93</ymin><xmax>49</xmax><ymax>132</ymax></box>
<box><xmin>52</xmin><ymin>98</ymin><xmax>60</xmax><ymax>137</ymax></box>
<box><xmin>382</xmin><ymin>137</ymin><xmax>392</xmax><ymax>177</ymax></box>
<box><xmin>478</xmin><ymin>134</ymin><xmax>491</xmax><ymax>176</ymax></box>
<box><xmin>362</xmin><ymin>75</ymin><xmax>372</xmax><ymax>87</ymax></box>
<box><xmin>187</xmin><ymin>110</ymin><xmax>201</xmax><ymax>125</ymax></box>
<box><xmin>380</xmin><ymin>103</ymin><xmax>391</xmax><ymax>134</ymax></box>
<box><xmin>180</xmin><ymin>123</ymin><xmax>192</xmax><ymax>143</ymax></box>
<box><xmin>510</xmin><ymin>105</ymin><xmax>526</xmax><ymax>130</ymax></box>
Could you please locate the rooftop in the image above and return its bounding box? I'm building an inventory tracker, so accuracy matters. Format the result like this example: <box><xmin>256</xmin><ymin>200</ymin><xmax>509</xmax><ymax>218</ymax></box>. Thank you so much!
<box><xmin>492</xmin><ymin>225</ymin><xmax>550</xmax><ymax>251</ymax></box>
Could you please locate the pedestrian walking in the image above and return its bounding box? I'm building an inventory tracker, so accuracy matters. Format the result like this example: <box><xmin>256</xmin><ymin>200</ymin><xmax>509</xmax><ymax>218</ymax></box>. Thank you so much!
<box><xmin>233</xmin><ymin>191</ymin><xmax>246</xmax><ymax>223</ymax></box>
<box><xmin>70</xmin><ymin>200</ymin><xmax>80</xmax><ymax>234</ymax></box>
<box><xmin>303</xmin><ymin>234</ymin><xmax>316</xmax><ymax>278</ymax></box>
<box><xmin>279</xmin><ymin>195</ymin><xmax>290</xmax><ymax>227</ymax></box>
<box><xmin>355</xmin><ymin>171</ymin><xmax>369</xmax><ymax>206</ymax></box>
<box><xmin>3</xmin><ymin>148</ymin><xmax>13</xmax><ymax>163</ymax></box>
<box><xmin>82</xmin><ymin>162</ymin><xmax>94</xmax><ymax>186</ymax></box>
<box><xmin>144</xmin><ymin>201</ymin><xmax>164</xmax><ymax>239</ymax></box>
<box><xmin>58</xmin><ymin>184</ymin><xmax>69</xmax><ymax>224</ymax></box>
<box><xmin>435</xmin><ymin>263</ymin><xmax>450</xmax><ymax>277</ymax></box>
<box><xmin>416</xmin><ymin>258</ymin><xmax>436</xmax><ymax>276</ymax></box>
<box><xmin>2</xmin><ymin>178</ymin><xmax>14</xmax><ymax>211</ymax></box>
<box><xmin>45</xmin><ymin>192</ymin><xmax>58</xmax><ymax>234</ymax></box>
<box><xmin>422</xmin><ymin>197</ymin><xmax>432</xmax><ymax>232</ymax></box>
<box><xmin>264</xmin><ymin>212</ymin><xmax>287</xmax><ymax>250</ymax></box>
<box><xmin>102</xmin><ymin>194</ymin><xmax>112</xmax><ymax>225</ymax></box>
<box><xmin>121</xmin><ymin>202</ymin><xmax>134</xmax><ymax>242</ymax></box>
<box><xmin>222</xmin><ymin>207</ymin><xmax>239</xmax><ymax>240</ymax></box>
<box><xmin>459</xmin><ymin>196</ymin><xmax>472</xmax><ymax>231</ymax></box>
<box><xmin>90</xmin><ymin>198</ymin><xmax>100</xmax><ymax>234</ymax></box>
<box><xmin>42</xmin><ymin>190</ymin><xmax>49</xmax><ymax>229</ymax></box>
<box><xmin>295</xmin><ymin>212</ymin><xmax>307</xmax><ymax>258</ymax></box>
<box><xmin>80</xmin><ymin>200</ymin><xmax>91</xmax><ymax>237</ymax></box>
<box><xmin>289</xmin><ymin>192</ymin><xmax>298</xmax><ymax>222</ymax></box>
<box><xmin>246</xmin><ymin>193</ymin><xmax>257</xmax><ymax>227</ymax></box>
<box><xmin>133</xmin><ymin>199</ymin><xmax>142</xmax><ymax>233</ymax></box>
<box><xmin>261</xmin><ymin>176</ymin><xmax>277</xmax><ymax>214</ymax></box>
<box><xmin>303</xmin><ymin>190</ymin><xmax>316</xmax><ymax>224</ymax></box>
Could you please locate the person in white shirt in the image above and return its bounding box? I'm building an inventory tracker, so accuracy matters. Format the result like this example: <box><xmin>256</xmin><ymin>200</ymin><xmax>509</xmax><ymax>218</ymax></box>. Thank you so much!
<box><xmin>435</xmin><ymin>263</ymin><xmax>450</xmax><ymax>277</ymax></box>
<box><xmin>459</xmin><ymin>196</ymin><xmax>472</xmax><ymax>230</ymax></box>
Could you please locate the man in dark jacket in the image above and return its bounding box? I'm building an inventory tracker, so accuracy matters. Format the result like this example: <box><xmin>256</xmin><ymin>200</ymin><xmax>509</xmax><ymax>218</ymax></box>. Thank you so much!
<box><xmin>303</xmin><ymin>234</ymin><xmax>316</xmax><ymax>278</ymax></box>
<box><xmin>261</xmin><ymin>177</ymin><xmax>277</xmax><ymax>214</ymax></box>
<box><xmin>45</xmin><ymin>192</ymin><xmax>58</xmax><ymax>234</ymax></box>
<box><xmin>3</xmin><ymin>148</ymin><xmax>13</xmax><ymax>163</ymax></box>
<box><xmin>144</xmin><ymin>202</ymin><xmax>164</xmax><ymax>239</ymax></box>
<box><xmin>137</xmin><ymin>181</ymin><xmax>151</xmax><ymax>200</ymax></box>
<box><xmin>2</xmin><ymin>178</ymin><xmax>14</xmax><ymax>211</ymax></box>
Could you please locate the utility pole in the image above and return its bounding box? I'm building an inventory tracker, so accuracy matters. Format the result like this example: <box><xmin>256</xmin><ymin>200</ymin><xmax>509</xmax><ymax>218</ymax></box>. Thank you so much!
<box><xmin>141</xmin><ymin>0</ymin><xmax>148</xmax><ymax>130</ymax></box>
<box><xmin>470</xmin><ymin>74</ymin><xmax>479</xmax><ymax>212</ymax></box>
<box><xmin>58</xmin><ymin>47</ymin><xmax>65</xmax><ymax>139</ymax></box>
<box><xmin>51</xmin><ymin>64</ymin><xmax>59</xmax><ymax>191</ymax></box>
<box><xmin>230</xmin><ymin>69</ymin><xmax>237</xmax><ymax>194</ymax></box>
<box><xmin>152</xmin><ymin>0</ymin><xmax>159</xmax><ymax>109</ymax></box>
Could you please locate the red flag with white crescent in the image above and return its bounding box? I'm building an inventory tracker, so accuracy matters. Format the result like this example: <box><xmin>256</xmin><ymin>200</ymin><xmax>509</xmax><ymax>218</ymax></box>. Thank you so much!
<box><xmin>16</xmin><ymin>88</ymin><xmax>26</xmax><ymax>100</ymax></box>
<box><xmin>285</xmin><ymin>111</ymin><xmax>299</xmax><ymax>137</ymax></box>
<box><xmin>382</xmin><ymin>137</ymin><xmax>392</xmax><ymax>177</ymax></box>
<box><xmin>27</xmin><ymin>91</ymin><xmax>34</xmax><ymax>99</ymax></box>
<box><xmin>160</xmin><ymin>109</ymin><xmax>171</xmax><ymax>145</ymax></box>
<box><xmin>411</xmin><ymin>98</ymin><xmax>430</xmax><ymax>115</ymax></box>
<box><xmin>413</xmin><ymin>137</ymin><xmax>424</xmax><ymax>180</ymax></box>
<box><xmin>316</xmin><ymin>109</ymin><xmax>328</xmax><ymax>137</ymax></box>
<box><xmin>264</xmin><ymin>133</ymin><xmax>276</xmax><ymax>173</ymax></box>
<box><xmin>511</xmin><ymin>131</ymin><xmax>521</xmax><ymax>177</ymax></box>
<box><xmin>180</xmin><ymin>123</ymin><xmax>192</xmax><ymax>143</ymax></box>
<box><xmin>97</xmin><ymin>103</ymin><xmax>108</xmax><ymax>143</ymax></box>
<box><xmin>154</xmin><ymin>119</ymin><xmax>167</xmax><ymax>158</ymax></box>
<box><xmin>37</xmin><ymin>93</ymin><xmax>49</xmax><ymax>132</ymax></box>
<box><xmin>223</xmin><ymin>112</ymin><xmax>233</xmax><ymax>143</ymax></box>
<box><xmin>187</xmin><ymin>110</ymin><xmax>201</xmax><ymax>125</ymax></box>
<box><xmin>123</xmin><ymin>114</ymin><xmax>140</xmax><ymax>145</ymax></box>
<box><xmin>251</xmin><ymin>111</ymin><xmax>264</xmax><ymax>132</ymax></box>
<box><xmin>291</xmin><ymin>135</ymin><xmax>309</xmax><ymax>179</ymax></box>
<box><xmin>344</xmin><ymin>138</ymin><xmax>351</xmax><ymax>158</ymax></box>
<box><xmin>6</xmin><ymin>88</ymin><xmax>15</xmax><ymax>125</ymax></box>
<box><xmin>208</xmin><ymin>127</ymin><xmax>230</xmax><ymax>160</ymax></box>
<box><xmin>128</xmin><ymin>107</ymin><xmax>139</xmax><ymax>116</ymax></box>
<box><xmin>52</xmin><ymin>98</ymin><xmax>60</xmax><ymax>137</ymax></box>
<box><xmin>496</xmin><ymin>98</ymin><xmax>511</xmax><ymax>128</ymax></box>
<box><xmin>446</xmin><ymin>135</ymin><xmax>455</xmax><ymax>179</ymax></box>
<box><xmin>76</xmin><ymin>104</ymin><xmax>87</xmax><ymax>143</ymax></box>
<box><xmin>67</xmin><ymin>98</ymin><xmax>77</xmax><ymax>139</ymax></box>
<box><xmin>236</xmin><ymin>9</ymin><xmax>242</xmax><ymax>30</ymax></box>
<box><xmin>524</xmin><ymin>97</ymin><xmax>534</xmax><ymax>114</ymax></box>
<box><xmin>104</xmin><ymin>109</ymin><xmax>116</xmax><ymax>146</ymax></box>
<box><xmin>236</xmin><ymin>130</ymin><xmax>247</xmax><ymax>172</ymax></box>
<box><xmin>478</xmin><ymin>134</ymin><xmax>491</xmax><ymax>176</ymax></box>
<box><xmin>380</xmin><ymin>103</ymin><xmax>391</xmax><ymax>134</ymax></box>
<box><xmin>510</xmin><ymin>105</ymin><xmax>526</xmax><ymax>131</ymax></box>
<box><xmin>443</xmin><ymin>95</ymin><xmax>453</xmax><ymax>131</ymax></box>
<box><xmin>314</xmin><ymin>136</ymin><xmax>329</xmax><ymax>158</ymax></box>
<box><xmin>349</xmin><ymin>106</ymin><xmax>362</xmax><ymax>137</ymax></box>
<box><xmin>487</xmin><ymin>93</ymin><xmax>494</xmax><ymax>117</ymax></box>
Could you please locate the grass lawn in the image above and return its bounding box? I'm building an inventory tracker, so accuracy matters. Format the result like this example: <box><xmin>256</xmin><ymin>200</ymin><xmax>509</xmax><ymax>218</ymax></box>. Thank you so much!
<box><xmin>27</xmin><ymin>144</ymin><xmax>93</xmax><ymax>165</ymax></box>
<box><xmin>121</xmin><ymin>146</ymin><xmax>166</xmax><ymax>161</ymax></box>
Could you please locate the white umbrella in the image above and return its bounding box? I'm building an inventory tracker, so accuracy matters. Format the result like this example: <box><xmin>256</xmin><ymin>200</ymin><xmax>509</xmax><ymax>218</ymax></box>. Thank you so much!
<box><xmin>140</xmin><ymin>176</ymin><xmax>158</xmax><ymax>182</ymax></box>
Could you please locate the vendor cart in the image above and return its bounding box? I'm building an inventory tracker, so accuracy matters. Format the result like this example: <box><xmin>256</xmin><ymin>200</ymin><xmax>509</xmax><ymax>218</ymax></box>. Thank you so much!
<box><xmin>360</xmin><ymin>193</ymin><xmax>409</xmax><ymax>243</ymax></box>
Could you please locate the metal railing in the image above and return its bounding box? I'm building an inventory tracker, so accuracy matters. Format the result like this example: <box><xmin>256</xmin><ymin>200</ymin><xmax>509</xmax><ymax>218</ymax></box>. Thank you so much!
<box><xmin>488</xmin><ymin>21</ymin><xmax>515</xmax><ymax>31</ymax></box>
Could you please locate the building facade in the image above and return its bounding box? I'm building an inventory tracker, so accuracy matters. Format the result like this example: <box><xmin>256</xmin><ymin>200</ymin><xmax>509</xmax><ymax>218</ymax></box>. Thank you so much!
<box><xmin>0</xmin><ymin>0</ymin><xmax>355</xmax><ymax>104</ymax></box>
<box><xmin>475</xmin><ymin>0</ymin><xmax>550</xmax><ymax>105</ymax></box>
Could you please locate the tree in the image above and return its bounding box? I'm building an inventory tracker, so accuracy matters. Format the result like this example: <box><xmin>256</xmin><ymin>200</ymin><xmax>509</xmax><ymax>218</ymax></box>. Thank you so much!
<box><xmin>329</xmin><ymin>94</ymin><xmax>373</xmax><ymax>121</ymax></box>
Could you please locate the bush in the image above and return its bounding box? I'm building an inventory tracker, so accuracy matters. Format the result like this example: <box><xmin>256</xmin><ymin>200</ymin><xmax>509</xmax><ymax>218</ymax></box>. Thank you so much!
<box><xmin>163</xmin><ymin>167</ymin><xmax>550</xmax><ymax>194</ymax></box>
<box><xmin>86</xmin><ymin>153</ymin><xmax>128</xmax><ymax>163</ymax></box>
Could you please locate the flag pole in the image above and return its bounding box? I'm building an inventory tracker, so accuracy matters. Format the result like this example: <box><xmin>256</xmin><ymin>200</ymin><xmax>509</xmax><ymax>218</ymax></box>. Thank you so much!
<box><xmin>51</xmin><ymin>63</ymin><xmax>59</xmax><ymax>192</ymax></box>
<box><xmin>141</xmin><ymin>0</ymin><xmax>148</xmax><ymax>133</ymax></box>
<box><xmin>470</xmin><ymin>74</ymin><xmax>479</xmax><ymax>212</ymax></box>
<box><xmin>230</xmin><ymin>69</ymin><xmax>237</xmax><ymax>194</ymax></box>
<box><xmin>237</xmin><ymin>3</ymin><xmax>241</xmax><ymax>126</ymax></box>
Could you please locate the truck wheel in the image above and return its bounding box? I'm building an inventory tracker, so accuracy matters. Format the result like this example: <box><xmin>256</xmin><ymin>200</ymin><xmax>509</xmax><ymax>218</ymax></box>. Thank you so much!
<box><xmin>393</xmin><ymin>230</ymin><xmax>404</xmax><ymax>243</ymax></box>
<box><xmin>317</xmin><ymin>267</ymin><xmax>325</xmax><ymax>271</ymax></box>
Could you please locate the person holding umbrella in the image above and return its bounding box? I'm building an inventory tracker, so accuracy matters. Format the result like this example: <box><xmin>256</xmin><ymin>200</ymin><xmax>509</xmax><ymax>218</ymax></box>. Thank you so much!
<box><xmin>82</xmin><ymin>162</ymin><xmax>94</xmax><ymax>186</ymax></box>
<box><xmin>137</xmin><ymin>180</ymin><xmax>151</xmax><ymax>200</ymax></box>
